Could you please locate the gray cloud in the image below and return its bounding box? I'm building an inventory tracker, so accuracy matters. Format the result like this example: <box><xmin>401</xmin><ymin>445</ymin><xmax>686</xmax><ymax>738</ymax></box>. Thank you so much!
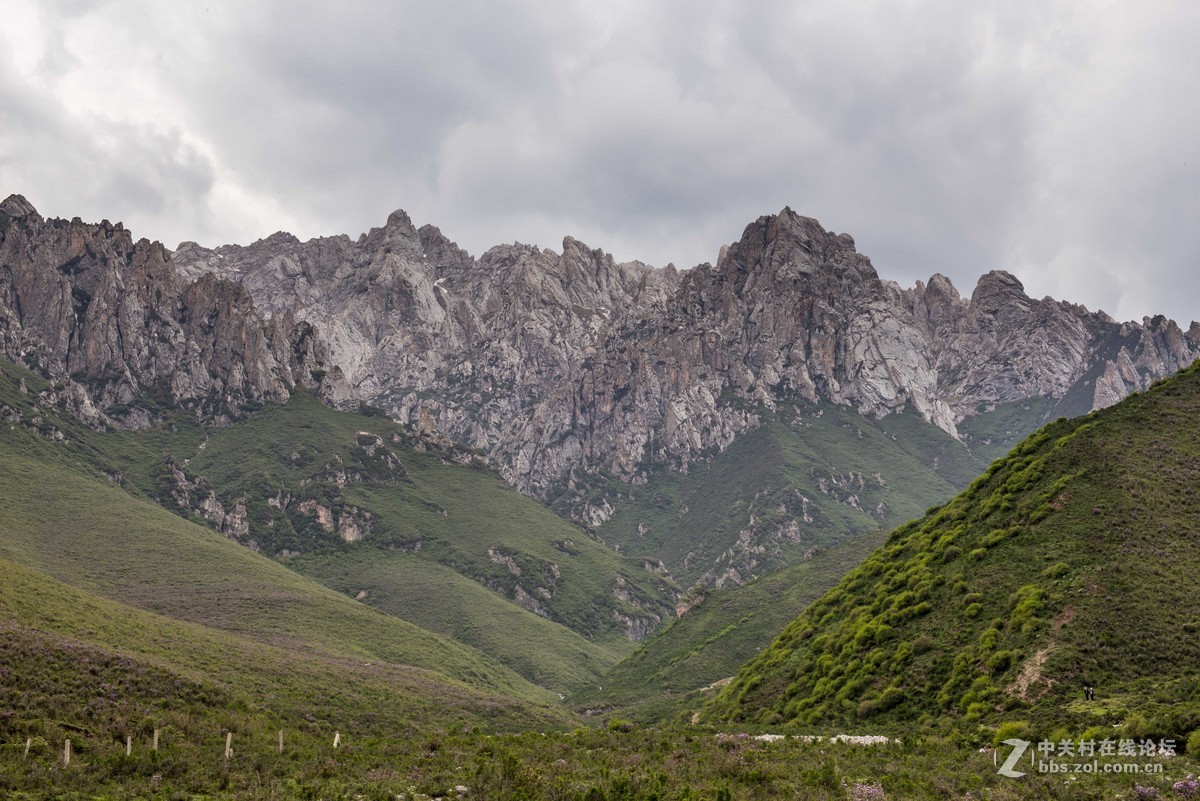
<box><xmin>1</xmin><ymin>1</ymin><xmax>1196</xmax><ymax>325</ymax></box>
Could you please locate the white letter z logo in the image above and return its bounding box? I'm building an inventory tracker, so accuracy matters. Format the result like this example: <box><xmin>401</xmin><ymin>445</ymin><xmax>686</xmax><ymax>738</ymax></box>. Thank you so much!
<box><xmin>997</xmin><ymin>738</ymin><xmax>1030</xmax><ymax>778</ymax></box>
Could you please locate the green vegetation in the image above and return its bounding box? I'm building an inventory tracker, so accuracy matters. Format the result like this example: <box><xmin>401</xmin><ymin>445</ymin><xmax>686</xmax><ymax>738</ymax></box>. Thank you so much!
<box><xmin>292</xmin><ymin>549</ymin><xmax>621</xmax><ymax>693</ymax></box>
<box><xmin>957</xmin><ymin>397</ymin><xmax>1058</xmax><ymax>464</ymax></box>
<box><xmin>8</xmin><ymin>349</ymin><xmax>1200</xmax><ymax>797</ymax></box>
<box><xmin>0</xmin><ymin>357</ymin><xmax>670</xmax><ymax>694</ymax></box>
<box><xmin>4</xmin><ymin>720</ymin><xmax>1198</xmax><ymax>799</ymax></box>
<box><xmin>708</xmin><ymin>360</ymin><xmax>1200</xmax><ymax>743</ymax></box>
<box><xmin>570</xmin><ymin>531</ymin><xmax>886</xmax><ymax>723</ymax></box>
<box><xmin>586</xmin><ymin>399</ymin><xmax>995</xmax><ymax>588</ymax></box>
<box><xmin>155</xmin><ymin>392</ymin><xmax>674</xmax><ymax>674</ymax></box>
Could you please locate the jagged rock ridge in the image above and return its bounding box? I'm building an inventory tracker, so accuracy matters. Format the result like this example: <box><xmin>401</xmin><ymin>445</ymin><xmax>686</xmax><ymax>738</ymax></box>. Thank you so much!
<box><xmin>0</xmin><ymin>194</ymin><xmax>348</xmax><ymax>427</ymax></box>
<box><xmin>168</xmin><ymin>204</ymin><xmax>1199</xmax><ymax>513</ymax></box>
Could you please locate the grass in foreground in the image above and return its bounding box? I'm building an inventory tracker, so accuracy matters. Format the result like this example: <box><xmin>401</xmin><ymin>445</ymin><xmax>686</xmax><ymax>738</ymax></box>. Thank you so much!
<box><xmin>3</xmin><ymin>725</ymin><xmax>1198</xmax><ymax>800</ymax></box>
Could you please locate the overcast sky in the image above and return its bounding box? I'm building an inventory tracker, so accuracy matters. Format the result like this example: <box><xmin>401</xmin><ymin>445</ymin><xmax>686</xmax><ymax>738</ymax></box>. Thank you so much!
<box><xmin>2</xmin><ymin>1</ymin><xmax>1197</xmax><ymax>325</ymax></box>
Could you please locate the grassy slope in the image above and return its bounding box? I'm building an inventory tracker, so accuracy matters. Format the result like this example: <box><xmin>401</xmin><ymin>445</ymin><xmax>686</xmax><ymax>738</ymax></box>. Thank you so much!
<box><xmin>0</xmin><ymin>556</ymin><xmax>569</xmax><ymax>739</ymax></box>
<box><xmin>0</xmin><ymin>358</ymin><xmax>659</xmax><ymax>695</ymax></box>
<box><xmin>592</xmin><ymin>399</ymin><xmax>988</xmax><ymax>587</ymax></box>
<box><xmin>0</xmin><ymin>361</ymin><xmax>587</xmax><ymax>718</ymax></box>
<box><xmin>568</xmin><ymin>529</ymin><xmax>886</xmax><ymax>723</ymax></box>
<box><xmin>957</xmin><ymin>396</ymin><xmax>1058</xmax><ymax>465</ymax></box>
<box><xmin>290</xmin><ymin>549</ymin><xmax>617</xmax><ymax>693</ymax></box>
<box><xmin>708</xmin><ymin>362</ymin><xmax>1200</xmax><ymax>740</ymax></box>
<box><xmin>159</xmin><ymin>392</ymin><xmax>670</xmax><ymax>684</ymax></box>
<box><xmin>0</xmin><ymin>447</ymin><xmax>554</xmax><ymax>703</ymax></box>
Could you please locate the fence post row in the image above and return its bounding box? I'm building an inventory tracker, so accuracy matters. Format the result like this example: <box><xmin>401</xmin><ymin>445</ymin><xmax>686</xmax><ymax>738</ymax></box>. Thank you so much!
<box><xmin>13</xmin><ymin>728</ymin><xmax>348</xmax><ymax>763</ymax></box>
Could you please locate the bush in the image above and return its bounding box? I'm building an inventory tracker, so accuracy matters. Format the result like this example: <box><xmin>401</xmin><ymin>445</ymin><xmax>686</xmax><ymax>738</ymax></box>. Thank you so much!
<box><xmin>1187</xmin><ymin>728</ymin><xmax>1200</xmax><ymax>756</ymax></box>
<box><xmin>994</xmin><ymin>720</ymin><xmax>1031</xmax><ymax>746</ymax></box>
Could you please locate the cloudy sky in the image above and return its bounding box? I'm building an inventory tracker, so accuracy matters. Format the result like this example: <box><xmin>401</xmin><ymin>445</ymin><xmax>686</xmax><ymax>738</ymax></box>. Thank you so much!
<box><xmin>2</xmin><ymin>1</ymin><xmax>1197</xmax><ymax>324</ymax></box>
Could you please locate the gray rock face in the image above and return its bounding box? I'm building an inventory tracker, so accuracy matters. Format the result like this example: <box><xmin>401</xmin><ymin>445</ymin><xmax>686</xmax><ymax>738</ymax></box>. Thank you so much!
<box><xmin>0</xmin><ymin>195</ymin><xmax>345</xmax><ymax>426</ymax></box>
<box><xmin>169</xmin><ymin>205</ymin><xmax>1200</xmax><ymax>510</ymax></box>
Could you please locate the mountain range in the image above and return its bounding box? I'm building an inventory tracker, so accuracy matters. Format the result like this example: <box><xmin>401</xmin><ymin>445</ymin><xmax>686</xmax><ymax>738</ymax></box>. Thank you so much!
<box><xmin>3</xmin><ymin>192</ymin><xmax>1197</xmax><ymax>592</ymax></box>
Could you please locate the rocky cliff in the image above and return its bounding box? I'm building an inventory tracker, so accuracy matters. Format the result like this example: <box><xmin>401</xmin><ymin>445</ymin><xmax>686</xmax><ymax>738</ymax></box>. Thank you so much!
<box><xmin>0</xmin><ymin>194</ymin><xmax>346</xmax><ymax>427</ymax></box>
<box><xmin>170</xmin><ymin>206</ymin><xmax>1200</xmax><ymax>514</ymax></box>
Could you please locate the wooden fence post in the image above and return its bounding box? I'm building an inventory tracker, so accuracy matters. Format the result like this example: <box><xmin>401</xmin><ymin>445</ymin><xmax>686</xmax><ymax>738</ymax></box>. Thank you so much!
<box><xmin>224</xmin><ymin>731</ymin><xmax>233</xmax><ymax>760</ymax></box>
<box><xmin>24</xmin><ymin>738</ymin><xmax>31</xmax><ymax>759</ymax></box>
<box><xmin>126</xmin><ymin>735</ymin><xmax>132</xmax><ymax>756</ymax></box>
<box><xmin>333</xmin><ymin>731</ymin><xmax>340</xmax><ymax>749</ymax></box>
<box><xmin>63</xmin><ymin>739</ymin><xmax>71</xmax><ymax>766</ymax></box>
<box><xmin>153</xmin><ymin>728</ymin><xmax>159</xmax><ymax>751</ymax></box>
<box><xmin>278</xmin><ymin>730</ymin><xmax>284</xmax><ymax>754</ymax></box>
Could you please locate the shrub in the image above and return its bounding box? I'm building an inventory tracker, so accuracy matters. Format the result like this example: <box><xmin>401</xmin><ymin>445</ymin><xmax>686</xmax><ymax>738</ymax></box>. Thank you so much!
<box><xmin>994</xmin><ymin>720</ymin><xmax>1031</xmax><ymax>746</ymax></box>
<box><xmin>1188</xmin><ymin>728</ymin><xmax>1200</xmax><ymax>756</ymax></box>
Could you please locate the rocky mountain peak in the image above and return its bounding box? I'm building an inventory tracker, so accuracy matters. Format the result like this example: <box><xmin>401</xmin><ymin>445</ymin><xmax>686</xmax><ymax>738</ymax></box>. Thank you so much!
<box><xmin>385</xmin><ymin>208</ymin><xmax>415</xmax><ymax>231</ymax></box>
<box><xmin>1</xmin><ymin>194</ymin><xmax>39</xmax><ymax>218</ymax></box>
<box><xmin>416</xmin><ymin>224</ymin><xmax>472</xmax><ymax>268</ymax></box>
<box><xmin>969</xmin><ymin>269</ymin><xmax>1028</xmax><ymax>311</ymax></box>
<box><xmin>715</xmin><ymin>208</ymin><xmax>878</xmax><ymax>293</ymax></box>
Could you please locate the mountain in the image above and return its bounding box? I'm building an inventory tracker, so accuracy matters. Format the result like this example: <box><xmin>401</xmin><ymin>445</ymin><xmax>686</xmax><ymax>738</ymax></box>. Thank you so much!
<box><xmin>166</xmin><ymin>202</ymin><xmax>1199</xmax><ymax>585</ymax></box>
<box><xmin>704</xmin><ymin>360</ymin><xmax>1200</xmax><ymax>736</ymax></box>
<box><xmin>170</xmin><ymin>205</ymin><xmax>1199</xmax><ymax>494</ymax></box>
<box><xmin>4</xmin><ymin>192</ymin><xmax>1198</xmax><ymax>590</ymax></box>
<box><xmin>133</xmin><ymin>390</ymin><xmax>675</xmax><ymax>662</ymax></box>
<box><xmin>0</xmin><ymin>351</ymin><xmax>672</xmax><ymax>698</ymax></box>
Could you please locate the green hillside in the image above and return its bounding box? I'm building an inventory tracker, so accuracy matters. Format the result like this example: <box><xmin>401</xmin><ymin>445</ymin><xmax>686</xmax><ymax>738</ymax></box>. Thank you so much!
<box><xmin>291</xmin><ymin>549</ymin><xmax>619</xmax><ymax>693</ymax></box>
<box><xmin>585</xmin><ymin>399</ymin><xmax>991</xmax><ymax>588</ymax></box>
<box><xmin>158</xmin><ymin>392</ymin><xmax>673</xmax><ymax>683</ymax></box>
<box><xmin>0</xmin><ymin>447</ymin><xmax>548</xmax><ymax>702</ymax></box>
<box><xmin>0</xmin><ymin>358</ymin><xmax>580</xmax><ymax>703</ymax></box>
<box><xmin>707</xmin><ymin>361</ymin><xmax>1200</xmax><ymax>740</ymax></box>
<box><xmin>569</xmin><ymin>530</ymin><xmax>885</xmax><ymax>723</ymax></box>
<box><xmin>0</xmin><ymin>358</ymin><xmax>666</xmax><ymax>694</ymax></box>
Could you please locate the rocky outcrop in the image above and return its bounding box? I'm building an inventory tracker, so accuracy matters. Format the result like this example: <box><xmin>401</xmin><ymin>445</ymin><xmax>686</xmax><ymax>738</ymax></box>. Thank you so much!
<box><xmin>0</xmin><ymin>194</ymin><xmax>347</xmax><ymax>426</ymax></box>
<box><xmin>170</xmin><ymin>205</ymin><xmax>1200</xmax><ymax>513</ymax></box>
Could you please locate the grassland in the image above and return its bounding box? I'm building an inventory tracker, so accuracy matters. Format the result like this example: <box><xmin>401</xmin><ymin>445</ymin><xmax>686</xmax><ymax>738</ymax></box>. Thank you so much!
<box><xmin>291</xmin><ymin>549</ymin><xmax>622</xmax><ymax>693</ymax></box>
<box><xmin>4</xmin><ymin>718</ymin><xmax>1198</xmax><ymax>800</ymax></box>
